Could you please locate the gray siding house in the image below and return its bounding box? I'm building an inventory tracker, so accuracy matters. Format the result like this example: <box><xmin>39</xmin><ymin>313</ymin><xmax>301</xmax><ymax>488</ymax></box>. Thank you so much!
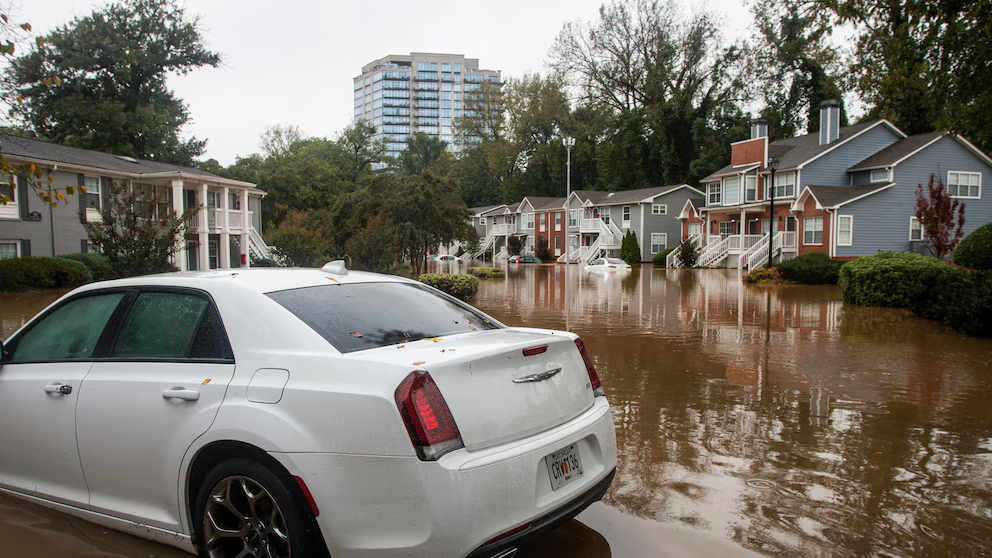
<box><xmin>0</xmin><ymin>135</ymin><xmax>271</xmax><ymax>269</ymax></box>
<box><xmin>685</xmin><ymin>99</ymin><xmax>992</xmax><ymax>269</ymax></box>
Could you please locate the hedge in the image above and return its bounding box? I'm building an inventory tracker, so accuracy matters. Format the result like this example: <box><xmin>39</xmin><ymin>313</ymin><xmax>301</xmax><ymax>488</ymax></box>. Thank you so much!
<box><xmin>59</xmin><ymin>252</ymin><xmax>116</xmax><ymax>282</ymax></box>
<box><xmin>652</xmin><ymin>247</ymin><xmax>675</xmax><ymax>265</ymax></box>
<box><xmin>467</xmin><ymin>266</ymin><xmax>505</xmax><ymax>279</ymax></box>
<box><xmin>0</xmin><ymin>256</ymin><xmax>92</xmax><ymax>292</ymax></box>
<box><xmin>953</xmin><ymin>223</ymin><xmax>992</xmax><ymax>270</ymax></box>
<box><xmin>743</xmin><ymin>266</ymin><xmax>782</xmax><ymax>285</ymax></box>
<box><xmin>418</xmin><ymin>273</ymin><xmax>480</xmax><ymax>301</ymax></box>
<box><xmin>775</xmin><ymin>253</ymin><xmax>844</xmax><ymax>284</ymax></box>
<box><xmin>839</xmin><ymin>251</ymin><xmax>992</xmax><ymax>337</ymax></box>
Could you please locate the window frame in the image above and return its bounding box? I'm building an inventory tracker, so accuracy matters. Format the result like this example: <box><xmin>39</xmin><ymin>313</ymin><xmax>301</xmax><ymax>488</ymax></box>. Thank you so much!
<box><xmin>767</xmin><ymin>172</ymin><xmax>797</xmax><ymax>199</ymax></box>
<box><xmin>909</xmin><ymin>216</ymin><xmax>923</xmax><ymax>241</ymax></box>
<box><xmin>568</xmin><ymin>209</ymin><xmax>578</xmax><ymax>227</ymax></box>
<box><xmin>651</xmin><ymin>204</ymin><xmax>667</xmax><ymax>215</ymax></box>
<box><xmin>947</xmin><ymin>170</ymin><xmax>981</xmax><ymax>199</ymax></box>
<box><xmin>744</xmin><ymin>175</ymin><xmax>757</xmax><ymax>202</ymax></box>
<box><xmin>621</xmin><ymin>205</ymin><xmax>631</xmax><ymax>227</ymax></box>
<box><xmin>83</xmin><ymin>176</ymin><xmax>102</xmax><ymax>217</ymax></box>
<box><xmin>555</xmin><ymin>212</ymin><xmax>561</xmax><ymax>230</ymax></box>
<box><xmin>803</xmin><ymin>216</ymin><xmax>824</xmax><ymax>245</ymax></box>
<box><xmin>539</xmin><ymin>213</ymin><xmax>546</xmax><ymax>232</ymax></box>
<box><xmin>0</xmin><ymin>239</ymin><xmax>19</xmax><ymax>259</ymax></box>
<box><xmin>722</xmin><ymin>176</ymin><xmax>740</xmax><ymax>206</ymax></box>
<box><xmin>718</xmin><ymin>221</ymin><xmax>735</xmax><ymax>236</ymax></box>
<box><xmin>650</xmin><ymin>233</ymin><xmax>667</xmax><ymax>254</ymax></box>
<box><xmin>837</xmin><ymin>215</ymin><xmax>853</xmax><ymax>246</ymax></box>
<box><xmin>870</xmin><ymin>169</ymin><xmax>891</xmax><ymax>183</ymax></box>
<box><xmin>0</xmin><ymin>174</ymin><xmax>17</xmax><ymax>218</ymax></box>
<box><xmin>707</xmin><ymin>183</ymin><xmax>721</xmax><ymax>205</ymax></box>
<box><xmin>688</xmin><ymin>223</ymin><xmax>702</xmax><ymax>236</ymax></box>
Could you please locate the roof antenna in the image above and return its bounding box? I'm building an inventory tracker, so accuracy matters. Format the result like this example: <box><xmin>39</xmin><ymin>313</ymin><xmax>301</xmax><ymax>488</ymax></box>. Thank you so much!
<box><xmin>321</xmin><ymin>260</ymin><xmax>348</xmax><ymax>275</ymax></box>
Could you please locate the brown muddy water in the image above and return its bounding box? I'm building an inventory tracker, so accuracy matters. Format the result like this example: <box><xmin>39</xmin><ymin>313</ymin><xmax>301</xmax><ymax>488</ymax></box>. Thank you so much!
<box><xmin>2</xmin><ymin>265</ymin><xmax>992</xmax><ymax>557</ymax></box>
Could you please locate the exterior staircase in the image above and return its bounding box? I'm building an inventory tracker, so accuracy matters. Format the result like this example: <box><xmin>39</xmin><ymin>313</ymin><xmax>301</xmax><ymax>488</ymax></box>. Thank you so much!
<box><xmin>666</xmin><ymin>233</ymin><xmax>702</xmax><ymax>267</ymax></box>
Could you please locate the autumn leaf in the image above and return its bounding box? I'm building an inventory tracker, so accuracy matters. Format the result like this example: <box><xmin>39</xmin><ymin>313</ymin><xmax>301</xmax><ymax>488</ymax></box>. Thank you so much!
<box><xmin>16</xmin><ymin>96</ymin><xmax>22</xmax><ymax>104</ymax></box>
<box><xmin>20</xmin><ymin>23</ymin><xmax>30</xmax><ymax>32</ymax></box>
<box><xmin>1</xmin><ymin>15</ymin><xmax>8</xmax><ymax>23</ymax></box>
<box><xmin>66</xmin><ymin>186</ymin><xmax>74</xmax><ymax>195</ymax></box>
<box><xmin>35</xmin><ymin>37</ymin><xmax>44</xmax><ymax>47</ymax></box>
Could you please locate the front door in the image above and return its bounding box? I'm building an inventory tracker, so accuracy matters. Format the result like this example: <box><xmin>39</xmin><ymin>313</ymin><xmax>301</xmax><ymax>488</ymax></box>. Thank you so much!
<box><xmin>76</xmin><ymin>289</ymin><xmax>235</xmax><ymax>530</ymax></box>
<box><xmin>0</xmin><ymin>292</ymin><xmax>127</xmax><ymax>508</ymax></box>
<box><xmin>186</xmin><ymin>241</ymin><xmax>198</xmax><ymax>271</ymax></box>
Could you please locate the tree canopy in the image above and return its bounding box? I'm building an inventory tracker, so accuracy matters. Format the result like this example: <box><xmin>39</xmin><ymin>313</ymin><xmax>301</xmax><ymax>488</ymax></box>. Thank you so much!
<box><xmin>5</xmin><ymin>0</ymin><xmax>220</xmax><ymax>165</ymax></box>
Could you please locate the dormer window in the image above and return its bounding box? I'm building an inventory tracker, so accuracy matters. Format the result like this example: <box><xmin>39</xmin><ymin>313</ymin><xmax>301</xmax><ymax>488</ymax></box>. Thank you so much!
<box><xmin>870</xmin><ymin>169</ymin><xmax>891</xmax><ymax>183</ymax></box>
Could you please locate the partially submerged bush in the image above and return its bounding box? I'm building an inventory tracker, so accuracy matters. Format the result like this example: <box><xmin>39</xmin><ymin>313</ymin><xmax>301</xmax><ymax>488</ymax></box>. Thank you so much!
<box><xmin>388</xmin><ymin>263</ymin><xmax>414</xmax><ymax>276</ymax></box>
<box><xmin>0</xmin><ymin>256</ymin><xmax>92</xmax><ymax>292</ymax></box>
<box><xmin>839</xmin><ymin>251</ymin><xmax>954</xmax><ymax>309</ymax></box>
<box><xmin>678</xmin><ymin>241</ymin><xmax>700</xmax><ymax>268</ymax></box>
<box><xmin>467</xmin><ymin>266</ymin><xmax>505</xmax><ymax>279</ymax></box>
<box><xmin>418</xmin><ymin>273</ymin><xmax>479</xmax><ymax>301</ymax></box>
<box><xmin>942</xmin><ymin>270</ymin><xmax>992</xmax><ymax>336</ymax></box>
<box><xmin>59</xmin><ymin>252</ymin><xmax>116</xmax><ymax>281</ymax></box>
<box><xmin>776</xmin><ymin>252</ymin><xmax>844</xmax><ymax>284</ymax></box>
<box><xmin>743</xmin><ymin>265</ymin><xmax>782</xmax><ymax>285</ymax></box>
<box><xmin>953</xmin><ymin>223</ymin><xmax>992</xmax><ymax>270</ymax></box>
<box><xmin>652</xmin><ymin>247</ymin><xmax>675</xmax><ymax>265</ymax></box>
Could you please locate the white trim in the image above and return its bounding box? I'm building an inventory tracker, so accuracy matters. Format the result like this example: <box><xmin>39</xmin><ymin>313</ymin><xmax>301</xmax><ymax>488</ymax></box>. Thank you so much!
<box><xmin>650</xmin><ymin>232</ymin><xmax>668</xmax><ymax>254</ymax></box>
<box><xmin>677</xmin><ymin>198</ymin><xmax>696</xmax><ymax>220</ymax></box>
<box><xmin>909</xmin><ymin>216</ymin><xmax>923</xmax><ymax>241</ymax></box>
<box><xmin>775</xmin><ymin>120</ymin><xmax>907</xmax><ymax>172</ymax></box>
<box><xmin>946</xmin><ymin>170</ymin><xmax>982</xmax><ymax>199</ymax></box>
<box><xmin>651</xmin><ymin>203</ymin><xmax>668</xmax><ymax>216</ymax></box>
<box><xmin>837</xmin><ymin>215</ymin><xmax>853</xmax><ymax>246</ymax></box>
<box><xmin>0</xmin><ymin>239</ymin><xmax>19</xmax><ymax>259</ymax></box>
<box><xmin>639</xmin><ymin>184</ymin><xmax>704</xmax><ymax>203</ymax></box>
<box><xmin>851</xmin><ymin>134</ymin><xmax>945</xmax><ymax>172</ymax></box>
<box><xmin>802</xmin><ymin>216</ymin><xmax>824</xmax><ymax>245</ymax></box>
<box><xmin>0</xmin><ymin>174</ymin><xmax>17</xmax><ymax>219</ymax></box>
<box><xmin>792</xmin><ymin>183</ymin><xmax>897</xmax><ymax>212</ymax></box>
<box><xmin>621</xmin><ymin>205</ymin><xmax>631</xmax><ymax>228</ymax></box>
<box><xmin>870</xmin><ymin>169</ymin><xmax>891</xmax><ymax>183</ymax></box>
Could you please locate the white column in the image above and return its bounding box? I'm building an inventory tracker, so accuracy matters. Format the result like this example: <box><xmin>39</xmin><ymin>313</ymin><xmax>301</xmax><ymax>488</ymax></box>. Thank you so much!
<box><xmin>240</xmin><ymin>189</ymin><xmax>250</xmax><ymax>268</ymax></box>
<box><xmin>171</xmin><ymin>179</ymin><xmax>187</xmax><ymax>271</ymax></box>
<box><xmin>220</xmin><ymin>186</ymin><xmax>231</xmax><ymax>269</ymax></box>
<box><xmin>199</xmin><ymin>183</ymin><xmax>209</xmax><ymax>270</ymax></box>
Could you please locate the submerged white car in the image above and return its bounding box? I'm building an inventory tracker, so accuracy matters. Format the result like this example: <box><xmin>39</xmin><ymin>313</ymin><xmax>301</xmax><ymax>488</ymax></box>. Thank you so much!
<box><xmin>584</xmin><ymin>258</ymin><xmax>633</xmax><ymax>272</ymax></box>
<box><xmin>0</xmin><ymin>264</ymin><xmax>617</xmax><ymax>558</ymax></box>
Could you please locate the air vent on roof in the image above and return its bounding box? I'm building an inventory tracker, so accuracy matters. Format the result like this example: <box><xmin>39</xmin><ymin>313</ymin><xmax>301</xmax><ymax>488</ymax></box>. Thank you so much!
<box><xmin>116</xmin><ymin>155</ymin><xmax>139</xmax><ymax>163</ymax></box>
<box><xmin>607</xmin><ymin>192</ymin><xmax>616</xmax><ymax>197</ymax></box>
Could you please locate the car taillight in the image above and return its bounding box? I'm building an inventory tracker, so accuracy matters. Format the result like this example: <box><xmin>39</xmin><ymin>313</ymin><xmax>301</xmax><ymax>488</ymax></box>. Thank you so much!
<box><xmin>395</xmin><ymin>370</ymin><xmax>464</xmax><ymax>461</ymax></box>
<box><xmin>574</xmin><ymin>338</ymin><xmax>605</xmax><ymax>397</ymax></box>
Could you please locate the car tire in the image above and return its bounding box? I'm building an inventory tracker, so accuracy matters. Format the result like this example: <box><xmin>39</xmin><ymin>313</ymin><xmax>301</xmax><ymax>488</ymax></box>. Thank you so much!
<box><xmin>194</xmin><ymin>457</ymin><xmax>320</xmax><ymax>558</ymax></box>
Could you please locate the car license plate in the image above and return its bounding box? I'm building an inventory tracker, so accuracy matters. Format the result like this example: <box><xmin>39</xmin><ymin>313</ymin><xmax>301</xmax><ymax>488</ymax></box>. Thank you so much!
<box><xmin>545</xmin><ymin>444</ymin><xmax>583</xmax><ymax>491</ymax></box>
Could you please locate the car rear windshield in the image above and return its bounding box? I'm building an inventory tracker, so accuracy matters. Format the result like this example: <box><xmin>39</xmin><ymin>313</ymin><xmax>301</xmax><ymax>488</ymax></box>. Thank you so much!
<box><xmin>267</xmin><ymin>282</ymin><xmax>501</xmax><ymax>353</ymax></box>
<box><xmin>606</xmin><ymin>259</ymin><xmax>626</xmax><ymax>264</ymax></box>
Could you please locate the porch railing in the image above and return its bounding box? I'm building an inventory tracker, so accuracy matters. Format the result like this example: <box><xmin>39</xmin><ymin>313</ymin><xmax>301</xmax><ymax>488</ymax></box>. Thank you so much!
<box><xmin>667</xmin><ymin>233</ymin><xmax>702</xmax><ymax>267</ymax></box>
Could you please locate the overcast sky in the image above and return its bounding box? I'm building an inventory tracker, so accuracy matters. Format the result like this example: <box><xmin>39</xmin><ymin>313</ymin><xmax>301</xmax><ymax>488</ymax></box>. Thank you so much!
<box><xmin>17</xmin><ymin>0</ymin><xmax>755</xmax><ymax>165</ymax></box>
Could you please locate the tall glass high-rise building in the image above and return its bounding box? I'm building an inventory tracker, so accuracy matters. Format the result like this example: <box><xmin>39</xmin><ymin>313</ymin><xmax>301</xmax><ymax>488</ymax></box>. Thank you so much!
<box><xmin>353</xmin><ymin>53</ymin><xmax>501</xmax><ymax>166</ymax></box>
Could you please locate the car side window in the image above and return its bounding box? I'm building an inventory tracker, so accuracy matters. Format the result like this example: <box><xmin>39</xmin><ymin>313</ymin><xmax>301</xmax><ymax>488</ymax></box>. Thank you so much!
<box><xmin>11</xmin><ymin>293</ymin><xmax>125</xmax><ymax>362</ymax></box>
<box><xmin>112</xmin><ymin>292</ymin><xmax>208</xmax><ymax>359</ymax></box>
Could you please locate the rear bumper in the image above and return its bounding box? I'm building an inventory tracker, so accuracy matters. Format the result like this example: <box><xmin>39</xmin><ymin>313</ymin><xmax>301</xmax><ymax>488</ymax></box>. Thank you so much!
<box><xmin>466</xmin><ymin>466</ymin><xmax>616</xmax><ymax>558</ymax></box>
<box><xmin>270</xmin><ymin>396</ymin><xmax>617</xmax><ymax>557</ymax></box>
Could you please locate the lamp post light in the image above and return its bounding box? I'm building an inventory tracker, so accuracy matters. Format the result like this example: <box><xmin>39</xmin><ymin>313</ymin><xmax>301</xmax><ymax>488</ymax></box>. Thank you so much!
<box><xmin>563</xmin><ymin>136</ymin><xmax>575</xmax><ymax>200</ymax></box>
<box><xmin>766</xmin><ymin>155</ymin><xmax>779</xmax><ymax>268</ymax></box>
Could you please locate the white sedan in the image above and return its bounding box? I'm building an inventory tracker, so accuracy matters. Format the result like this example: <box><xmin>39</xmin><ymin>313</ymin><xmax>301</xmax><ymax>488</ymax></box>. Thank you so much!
<box><xmin>0</xmin><ymin>264</ymin><xmax>617</xmax><ymax>558</ymax></box>
<box><xmin>584</xmin><ymin>258</ymin><xmax>633</xmax><ymax>272</ymax></box>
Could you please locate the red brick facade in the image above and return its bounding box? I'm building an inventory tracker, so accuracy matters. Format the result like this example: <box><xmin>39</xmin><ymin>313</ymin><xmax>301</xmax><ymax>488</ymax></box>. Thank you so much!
<box><xmin>795</xmin><ymin>196</ymin><xmax>831</xmax><ymax>256</ymax></box>
<box><xmin>534</xmin><ymin>210</ymin><xmax>567</xmax><ymax>260</ymax></box>
<box><xmin>731</xmin><ymin>138</ymin><xmax>765</xmax><ymax>167</ymax></box>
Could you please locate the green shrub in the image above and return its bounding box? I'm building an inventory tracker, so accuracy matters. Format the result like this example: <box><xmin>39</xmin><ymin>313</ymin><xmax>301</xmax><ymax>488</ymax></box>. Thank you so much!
<box><xmin>679</xmin><ymin>241</ymin><xmax>700</xmax><ymax>268</ymax></box>
<box><xmin>652</xmin><ymin>247</ymin><xmax>675</xmax><ymax>265</ymax></box>
<box><xmin>953</xmin><ymin>223</ymin><xmax>992</xmax><ymax>270</ymax></box>
<box><xmin>839</xmin><ymin>252</ymin><xmax>955</xmax><ymax>311</ymax></box>
<box><xmin>620</xmin><ymin>230</ymin><xmax>640</xmax><ymax>264</ymax></box>
<box><xmin>418</xmin><ymin>273</ymin><xmax>480</xmax><ymax>301</ymax></box>
<box><xmin>743</xmin><ymin>265</ymin><xmax>782</xmax><ymax>285</ymax></box>
<box><xmin>387</xmin><ymin>263</ymin><xmax>414</xmax><ymax>276</ymax></box>
<box><xmin>59</xmin><ymin>252</ymin><xmax>116</xmax><ymax>281</ymax></box>
<box><xmin>942</xmin><ymin>270</ymin><xmax>992</xmax><ymax>336</ymax></box>
<box><xmin>467</xmin><ymin>266</ymin><xmax>505</xmax><ymax>279</ymax></box>
<box><xmin>0</xmin><ymin>256</ymin><xmax>92</xmax><ymax>292</ymax></box>
<box><xmin>775</xmin><ymin>253</ymin><xmax>844</xmax><ymax>284</ymax></box>
<box><xmin>250</xmin><ymin>256</ymin><xmax>281</xmax><ymax>268</ymax></box>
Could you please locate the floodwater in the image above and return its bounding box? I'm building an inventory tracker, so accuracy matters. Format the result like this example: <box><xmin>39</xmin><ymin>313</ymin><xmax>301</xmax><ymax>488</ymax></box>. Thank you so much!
<box><xmin>2</xmin><ymin>264</ymin><xmax>992</xmax><ymax>557</ymax></box>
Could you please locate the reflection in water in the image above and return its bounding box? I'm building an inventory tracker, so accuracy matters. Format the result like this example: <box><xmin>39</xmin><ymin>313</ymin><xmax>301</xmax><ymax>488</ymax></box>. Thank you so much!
<box><xmin>3</xmin><ymin>266</ymin><xmax>992</xmax><ymax>557</ymax></box>
<box><xmin>474</xmin><ymin>265</ymin><xmax>992</xmax><ymax>558</ymax></box>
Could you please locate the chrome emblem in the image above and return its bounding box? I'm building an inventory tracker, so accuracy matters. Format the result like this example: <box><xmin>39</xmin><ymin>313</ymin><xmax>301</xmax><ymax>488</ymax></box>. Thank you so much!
<box><xmin>513</xmin><ymin>367</ymin><xmax>562</xmax><ymax>383</ymax></box>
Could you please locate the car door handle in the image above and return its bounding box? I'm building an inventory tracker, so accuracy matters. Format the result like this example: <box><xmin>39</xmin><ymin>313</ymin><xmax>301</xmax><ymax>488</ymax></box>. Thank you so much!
<box><xmin>44</xmin><ymin>383</ymin><xmax>72</xmax><ymax>395</ymax></box>
<box><xmin>161</xmin><ymin>388</ymin><xmax>200</xmax><ymax>401</ymax></box>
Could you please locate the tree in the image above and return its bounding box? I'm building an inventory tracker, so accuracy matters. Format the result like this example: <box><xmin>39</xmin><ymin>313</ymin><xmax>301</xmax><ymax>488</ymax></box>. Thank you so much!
<box><xmin>806</xmin><ymin>0</ymin><xmax>992</xmax><ymax>150</ymax></box>
<box><xmin>259</xmin><ymin>124</ymin><xmax>303</xmax><ymax>158</ymax></box>
<box><xmin>915</xmin><ymin>172</ymin><xmax>965</xmax><ymax>260</ymax></box>
<box><xmin>257</xmin><ymin>137</ymin><xmax>343</xmax><ymax>228</ymax></box>
<box><xmin>398</xmin><ymin>133</ymin><xmax>448</xmax><ymax>176</ymax></box>
<box><xmin>6</xmin><ymin>0</ymin><xmax>220</xmax><ymax>165</ymax></box>
<box><xmin>83</xmin><ymin>180</ymin><xmax>197</xmax><ymax>276</ymax></box>
<box><xmin>535</xmin><ymin>237</ymin><xmax>553</xmax><ymax>262</ymax></box>
<box><xmin>620</xmin><ymin>230</ymin><xmax>641</xmax><ymax>264</ymax></box>
<box><xmin>266</xmin><ymin>206</ymin><xmax>336</xmax><ymax>267</ymax></box>
<box><xmin>507</xmin><ymin>235</ymin><xmax>524</xmax><ymax>257</ymax></box>
<box><xmin>750</xmin><ymin>0</ymin><xmax>847</xmax><ymax>139</ymax></box>
<box><xmin>344</xmin><ymin>213</ymin><xmax>399</xmax><ymax>272</ymax></box>
<box><xmin>335</xmin><ymin>121</ymin><xmax>385</xmax><ymax>184</ymax></box>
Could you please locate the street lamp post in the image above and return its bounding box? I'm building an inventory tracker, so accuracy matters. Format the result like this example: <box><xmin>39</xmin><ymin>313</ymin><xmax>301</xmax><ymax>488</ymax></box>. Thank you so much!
<box><xmin>563</xmin><ymin>136</ymin><xmax>575</xmax><ymax>200</ymax></box>
<box><xmin>766</xmin><ymin>155</ymin><xmax>779</xmax><ymax>268</ymax></box>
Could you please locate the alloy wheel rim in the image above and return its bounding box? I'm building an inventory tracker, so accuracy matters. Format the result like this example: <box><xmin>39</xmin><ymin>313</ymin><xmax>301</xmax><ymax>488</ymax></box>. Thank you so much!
<box><xmin>203</xmin><ymin>475</ymin><xmax>291</xmax><ymax>558</ymax></box>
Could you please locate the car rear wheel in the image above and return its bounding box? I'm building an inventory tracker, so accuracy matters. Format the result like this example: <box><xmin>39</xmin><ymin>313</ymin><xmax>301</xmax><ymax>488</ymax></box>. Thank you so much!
<box><xmin>195</xmin><ymin>458</ymin><xmax>315</xmax><ymax>558</ymax></box>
